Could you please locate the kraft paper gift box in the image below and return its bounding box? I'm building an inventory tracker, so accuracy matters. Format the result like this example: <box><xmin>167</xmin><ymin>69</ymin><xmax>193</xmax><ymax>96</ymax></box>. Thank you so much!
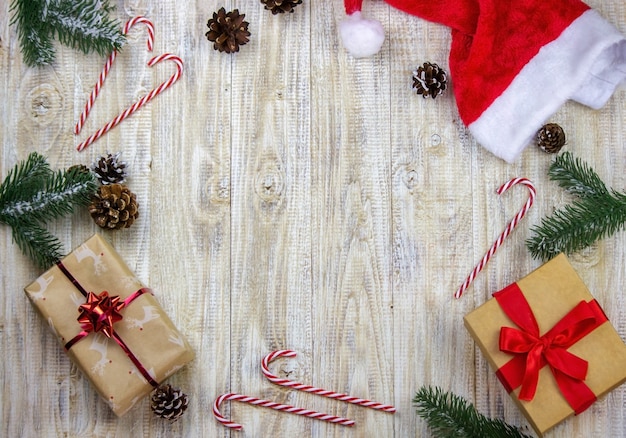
<box><xmin>464</xmin><ymin>254</ymin><xmax>626</xmax><ymax>437</ymax></box>
<box><xmin>24</xmin><ymin>234</ymin><xmax>195</xmax><ymax>416</ymax></box>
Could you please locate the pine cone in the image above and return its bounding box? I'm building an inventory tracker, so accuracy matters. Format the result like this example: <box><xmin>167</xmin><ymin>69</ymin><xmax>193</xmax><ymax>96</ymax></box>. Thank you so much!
<box><xmin>89</xmin><ymin>184</ymin><xmax>138</xmax><ymax>230</ymax></box>
<box><xmin>261</xmin><ymin>0</ymin><xmax>302</xmax><ymax>14</ymax></box>
<box><xmin>67</xmin><ymin>164</ymin><xmax>91</xmax><ymax>175</ymax></box>
<box><xmin>206</xmin><ymin>8</ymin><xmax>250</xmax><ymax>53</ymax></box>
<box><xmin>412</xmin><ymin>62</ymin><xmax>447</xmax><ymax>99</ymax></box>
<box><xmin>536</xmin><ymin>123</ymin><xmax>566</xmax><ymax>153</ymax></box>
<box><xmin>151</xmin><ymin>384</ymin><xmax>189</xmax><ymax>421</ymax></box>
<box><xmin>91</xmin><ymin>152</ymin><xmax>127</xmax><ymax>185</ymax></box>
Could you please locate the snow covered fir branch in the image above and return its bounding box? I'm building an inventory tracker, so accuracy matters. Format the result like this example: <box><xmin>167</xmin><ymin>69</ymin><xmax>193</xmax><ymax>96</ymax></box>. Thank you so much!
<box><xmin>10</xmin><ymin>0</ymin><xmax>125</xmax><ymax>66</ymax></box>
<box><xmin>0</xmin><ymin>152</ymin><xmax>97</xmax><ymax>269</ymax></box>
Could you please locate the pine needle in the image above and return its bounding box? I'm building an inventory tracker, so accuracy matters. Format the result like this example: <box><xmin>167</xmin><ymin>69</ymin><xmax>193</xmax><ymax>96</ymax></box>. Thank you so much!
<box><xmin>413</xmin><ymin>386</ymin><xmax>532</xmax><ymax>438</ymax></box>
<box><xmin>527</xmin><ymin>152</ymin><xmax>626</xmax><ymax>261</ymax></box>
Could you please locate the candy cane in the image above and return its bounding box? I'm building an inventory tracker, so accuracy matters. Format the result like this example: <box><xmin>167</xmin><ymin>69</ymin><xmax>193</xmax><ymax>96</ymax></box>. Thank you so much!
<box><xmin>76</xmin><ymin>53</ymin><xmax>184</xmax><ymax>151</ymax></box>
<box><xmin>74</xmin><ymin>16</ymin><xmax>155</xmax><ymax>135</ymax></box>
<box><xmin>213</xmin><ymin>393</ymin><xmax>355</xmax><ymax>430</ymax></box>
<box><xmin>454</xmin><ymin>177</ymin><xmax>536</xmax><ymax>299</ymax></box>
<box><xmin>262</xmin><ymin>350</ymin><xmax>396</xmax><ymax>413</ymax></box>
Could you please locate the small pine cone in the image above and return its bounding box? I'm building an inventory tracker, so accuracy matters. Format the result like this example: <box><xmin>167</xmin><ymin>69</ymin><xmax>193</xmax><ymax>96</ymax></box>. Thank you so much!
<box><xmin>67</xmin><ymin>164</ymin><xmax>91</xmax><ymax>175</ymax></box>
<box><xmin>261</xmin><ymin>0</ymin><xmax>302</xmax><ymax>14</ymax></box>
<box><xmin>536</xmin><ymin>123</ymin><xmax>566</xmax><ymax>153</ymax></box>
<box><xmin>91</xmin><ymin>152</ymin><xmax>127</xmax><ymax>185</ymax></box>
<box><xmin>206</xmin><ymin>8</ymin><xmax>251</xmax><ymax>53</ymax></box>
<box><xmin>412</xmin><ymin>62</ymin><xmax>447</xmax><ymax>99</ymax></box>
<box><xmin>89</xmin><ymin>184</ymin><xmax>138</xmax><ymax>230</ymax></box>
<box><xmin>151</xmin><ymin>384</ymin><xmax>189</xmax><ymax>421</ymax></box>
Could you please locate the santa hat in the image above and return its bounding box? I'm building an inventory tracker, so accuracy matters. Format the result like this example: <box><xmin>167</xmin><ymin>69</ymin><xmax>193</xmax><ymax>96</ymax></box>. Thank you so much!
<box><xmin>340</xmin><ymin>0</ymin><xmax>626</xmax><ymax>162</ymax></box>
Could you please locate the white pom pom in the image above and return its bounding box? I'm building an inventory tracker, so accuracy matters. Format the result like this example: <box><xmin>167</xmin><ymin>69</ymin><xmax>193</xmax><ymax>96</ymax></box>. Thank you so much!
<box><xmin>339</xmin><ymin>12</ymin><xmax>385</xmax><ymax>58</ymax></box>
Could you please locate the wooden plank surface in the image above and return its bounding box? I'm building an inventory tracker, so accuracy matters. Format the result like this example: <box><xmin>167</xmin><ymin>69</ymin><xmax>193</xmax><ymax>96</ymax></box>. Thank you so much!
<box><xmin>1</xmin><ymin>0</ymin><xmax>625</xmax><ymax>436</ymax></box>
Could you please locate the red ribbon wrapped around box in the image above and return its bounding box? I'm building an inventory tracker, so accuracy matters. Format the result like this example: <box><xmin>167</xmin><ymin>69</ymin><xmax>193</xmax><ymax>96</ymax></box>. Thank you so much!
<box><xmin>464</xmin><ymin>254</ymin><xmax>626</xmax><ymax>437</ymax></box>
<box><xmin>494</xmin><ymin>283</ymin><xmax>607</xmax><ymax>414</ymax></box>
<box><xmin>25</xmin><ymin>234</ymin><xmax>194</xmax><ymax>416</ymax></box>
<box><xmin>58</xmin><ymin>256</ymin><xmax>159</xmax><ymax>387</ymax></box>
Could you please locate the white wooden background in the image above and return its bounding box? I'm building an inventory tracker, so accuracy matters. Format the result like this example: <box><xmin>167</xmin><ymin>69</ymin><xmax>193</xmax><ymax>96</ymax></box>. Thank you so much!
<box><xmin>1</xmin><ymin>0</ymin><xmax>625</xmax><ymax>436</ymax></box>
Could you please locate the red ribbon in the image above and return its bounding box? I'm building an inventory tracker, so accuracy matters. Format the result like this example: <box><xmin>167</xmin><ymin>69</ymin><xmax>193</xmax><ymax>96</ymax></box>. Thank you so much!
<box><xmin>494</xmin><ymin>283</ymin><xmax>607</xmax><ymax>414</ymax></box>
<box><xmin>57</xmin><ymin>261</ymin><xmax>158</xmax><ymax>387</ymax></box>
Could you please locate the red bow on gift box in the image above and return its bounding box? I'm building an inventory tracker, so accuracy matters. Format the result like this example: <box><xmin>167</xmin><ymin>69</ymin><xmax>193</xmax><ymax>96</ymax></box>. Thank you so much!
<box><xmin>494</xmin><ymin>283</ymin><xmax>608</xmax><ymax>414</ymax></box>
<box><xmin>77</xmin><ymin>291</ymin><xmax>124</xmax><ymax>338</ymax></box>
<box><xmin>57</xmin><ymin>261</ymin><xmax>158</xmax><ymax>387</ymax></box>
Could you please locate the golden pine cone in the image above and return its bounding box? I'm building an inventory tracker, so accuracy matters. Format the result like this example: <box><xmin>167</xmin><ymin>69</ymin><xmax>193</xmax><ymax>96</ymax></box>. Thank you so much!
<box><xmin>536</xmin><ymin>123</ymin><xmax>566</xmax><ymax>153</ymax></box>
<box><xmin>151</xmin><ymin>384</ymin><xmax>189</xmax><ymax>421</ymax></box>
<box><xmin>89</xmin><ymin>184</ymin><xmax>138</xmax><ymax>230</ymax></box>
<box><xmin>261</xmin><ymin>0</ymin><xmax>303</xmax><ymax>14</ymax></box>
<box><xmin>413</xmin><ymin>62</ymin><xmax>447</xmax><ymax>99</ymax></box>
<box><xmin>206</xmin><ymin>7</ymin><xmax>250</xmax><ymax>53</ymax></box>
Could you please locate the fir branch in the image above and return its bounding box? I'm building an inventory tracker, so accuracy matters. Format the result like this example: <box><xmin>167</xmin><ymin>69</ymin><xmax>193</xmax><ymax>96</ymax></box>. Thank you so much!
<box><xmin>46</xmin><ymin>0</ymin><xmax>125</xmax><ymax>58</ymax></box>
<box><xmin>527</xmin><ymin>195</ymin><xmax>626</xmax><ymax>261</ymax></box>
<box><xmin>413</xmin><ymin>386</ymin><xmax>532</xmax><ymax>438</ymax></box>
<box><xmin>0</xmin><ymin>152</ymin><xmax>51</xmax><ymax>202</ymax></box>
<box><xmin>548</xmin><ymin>152</ymin><xmax>608</xmax><ymax>198</ymax></box>
<box><xmin>10</xmin><ymin>0</ymin><xmax>125</xmax><ymax>67</ymax></box>
<box><xmin>0</xmin><ymin>153</ymin><xmax>97</xmax><ymax>269</ymax></box>
<box><xmin>10</xmin><ymin>219</ymin><xmax>64</xmax><ymax>269</ymax></box>
<box><xmin>0</xmin><ymin>166</ymin><xmax>97</xmax><ymax>222</ymax></box>
<box><xmin>9</xmin><ymin>0</ymin><xmax>55</xmax><ymax>66</ymax></box>
<box><xmin>527</xmin><ymin>153</ymin><xmax>626</xmax><ymax>260</ymax></box>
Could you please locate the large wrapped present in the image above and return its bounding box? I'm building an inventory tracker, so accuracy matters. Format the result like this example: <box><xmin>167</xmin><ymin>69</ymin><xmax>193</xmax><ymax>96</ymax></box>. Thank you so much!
<box><xmin>464</xmin><ymin>254</ymin><xmax>626</xmax><ymax>436</ymax></box>
<box><xmin>24</xmin><ymin>234</ymin><xmax>194</xmax><ymax>416</ymax></box>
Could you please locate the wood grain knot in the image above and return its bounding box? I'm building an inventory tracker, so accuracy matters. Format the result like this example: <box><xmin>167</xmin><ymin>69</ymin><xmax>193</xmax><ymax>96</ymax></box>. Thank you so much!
<box><xmin>210</xmin><ymin>176</ymin><xmax>230</xmax><ymax>204</ymax></box>
<box><xmin>277</xmin><ymin>354</ymin><xmax>307</xmax><ymax>382</ymax></box>
<box><xmin>255</xmin><ymin>168</ymin><xmax>285</xmax><ymax>203</ymax></box>
<box><xmin>26</xmin><ymin>84</ymin><xmax>63</xmax><ymax>126</ymax></box>
<box><xmin>402</xmin><ymin>167</ymin><xmax>419</xmax><ymax>191</ymax></box>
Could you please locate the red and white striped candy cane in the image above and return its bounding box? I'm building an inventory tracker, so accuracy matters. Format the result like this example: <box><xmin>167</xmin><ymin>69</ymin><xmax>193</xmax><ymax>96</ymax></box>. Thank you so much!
<box><xmin>74</xmin><ymin>16</ymin><xmax>155</xmax><ymax>135</ymax></box>
<box><xmin>262</xmin><ymin>350</ymin><xmax>396</xmax><ymax>413</ymax></box>
<box><xmin>76</xmin><ymin>53</ymin><xmax>183</xmax><ymax>151</ymax></box>
<box><xmin>454</xmin><ymin>177</ymin><xmax>536</xmax><ymax>299</ymax></box>
<box><xmin>213</xmin><ymin>393</ymin><xmax>355</xmax><ymax>430</ymax></box>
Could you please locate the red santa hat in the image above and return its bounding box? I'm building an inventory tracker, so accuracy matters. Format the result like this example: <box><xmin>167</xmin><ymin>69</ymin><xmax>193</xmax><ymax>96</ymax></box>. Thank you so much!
<box><xmin>340</xmin><ymin>0</ymin><xmax>626</xmax><ymax>162</ymax></box>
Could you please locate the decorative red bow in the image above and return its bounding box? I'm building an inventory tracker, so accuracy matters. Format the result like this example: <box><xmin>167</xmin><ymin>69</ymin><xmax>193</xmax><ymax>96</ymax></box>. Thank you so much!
<box><xmin>77</xmin><ymin>291</ymin><xmax>125</xmax><ymax>338</ymax></box>
<box><xmin>494</xmin><ymin>283</ymin><xmax>607</xmax><ymax>414</ymax></box>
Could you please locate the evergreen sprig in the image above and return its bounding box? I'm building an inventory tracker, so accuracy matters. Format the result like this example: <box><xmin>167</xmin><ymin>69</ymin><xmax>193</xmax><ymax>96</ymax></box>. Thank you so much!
<box><xmin>0</xmin><ymin>152</ymin><xmax>97</xmax><ymax>269</ymax></box>
<box><xmin>413</xmin><ymin>386</ymin><xmax>532</xmax><ymax>438</ymax></box>
<box><xmin>526</xmin><ymin>152</ymin><xmax>626</xmax><ymax>261</ymax></box>
<box><xmin>10</xmin><ymin>0</ymin><xmax>125</xmax><ymax>67</ymax></box>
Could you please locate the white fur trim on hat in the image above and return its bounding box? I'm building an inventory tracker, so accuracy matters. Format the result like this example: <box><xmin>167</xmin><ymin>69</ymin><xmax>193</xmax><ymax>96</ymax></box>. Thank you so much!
<box><xmin>469</xmin><ymin>9</ymin><xmax>626</xmax><ymax>163</ymax></box>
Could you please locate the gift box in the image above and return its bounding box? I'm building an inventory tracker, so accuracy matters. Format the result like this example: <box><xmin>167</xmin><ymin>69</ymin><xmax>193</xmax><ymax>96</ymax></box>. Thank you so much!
<box><xmin>464</xmin><ymin>254</ymin><xmax>626</xmax><ymax>437</ymax></box>
<box><xmin>24</xmin><ymin>234</ymin><xmax>194</xmax><ymax>416</ymax></box>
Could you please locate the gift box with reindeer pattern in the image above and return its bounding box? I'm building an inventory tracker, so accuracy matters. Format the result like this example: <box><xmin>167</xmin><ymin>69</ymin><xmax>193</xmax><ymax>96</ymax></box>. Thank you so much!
<box><xmin>24</xmin><ymin>234</ymin><xmax>194</xmax><ymax>416</ymax></box>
